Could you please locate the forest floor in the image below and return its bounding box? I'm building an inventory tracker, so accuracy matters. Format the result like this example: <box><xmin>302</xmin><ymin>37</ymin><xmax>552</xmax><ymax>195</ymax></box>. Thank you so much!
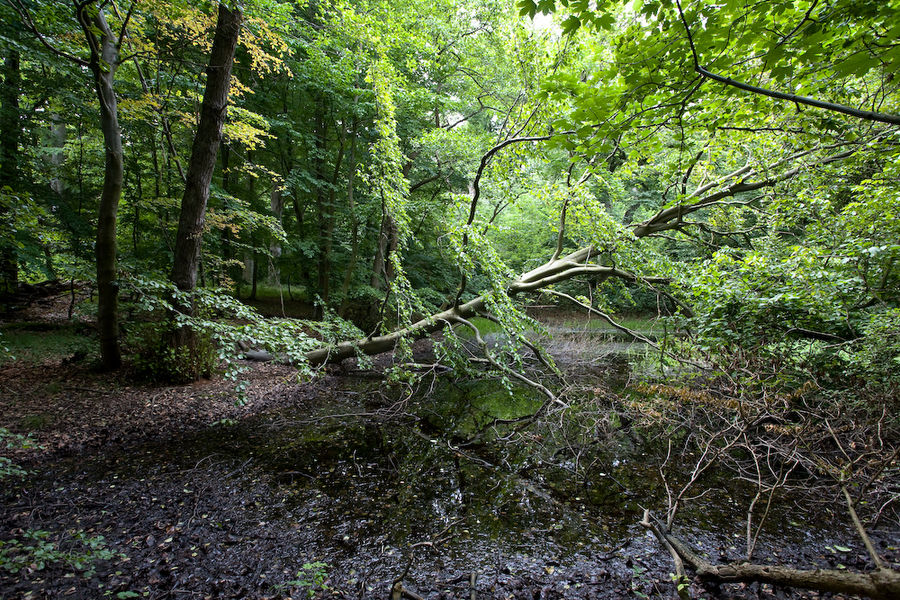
<box><xmin>1</xmin><ymin>292</ymin><xmax>895</xmax><ymax>599</ymax></box>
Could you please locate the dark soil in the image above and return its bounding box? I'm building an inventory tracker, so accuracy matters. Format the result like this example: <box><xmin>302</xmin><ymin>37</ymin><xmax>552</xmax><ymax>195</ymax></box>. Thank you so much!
<box><xmin>1</xmin><ymin>293</ymin><xmax>896</xmax><ymax>599</ymax></box>
<box><xmin>3</xmin><ymin>357</ymin><xmax>894</xmax><ymax>599</ymax></box>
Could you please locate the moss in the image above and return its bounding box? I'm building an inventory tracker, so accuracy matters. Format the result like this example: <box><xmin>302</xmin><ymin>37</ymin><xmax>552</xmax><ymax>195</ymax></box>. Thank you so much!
<box><xmin>470</xmin><ymin>384</ymin><xmax>543</xmax><ymax>421</ymax></box>
<box><xmin>452</xmin><ymin>317</ymin><xmax>507</xmax><ymax>339</ymax></box>
<box><xmin>0</xmin><ymin>322</ymin><xmax>96</xmax><ymax>365</ymax></box>
<box><xmin>20</xmin><ymin>413</ymin><xmax>54</xmax><ymax>431</ymax></box>
<box><xmin>422</xmin><ymin>379</ymin><xmax>543</xmax><ymax>438</ymax></box>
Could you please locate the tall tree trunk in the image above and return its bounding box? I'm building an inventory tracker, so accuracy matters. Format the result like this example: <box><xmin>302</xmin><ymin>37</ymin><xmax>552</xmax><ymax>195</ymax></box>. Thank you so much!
<box><xmin>245</xmin><ymin>149</ymin><xmax>258</xmax><ymax>299</ymax></box>
<box><xmin>370</xmin><ymin>214</ymin><xmax>389</xmax><ymax>290</ymax></box>
<box><xmin>316</xmin><ymin>135</ymin><xmax>345</xmax><ymax>317</ymax></box>
<box><xmin>339</xmin><ymin>114</ymin><xmax>359</xmax><ymax>315</ymax></box>
<box><xmin>0</xmin><ymin>48</ymin><xmax>21</xmax><ymax>297</ymax></box>
<box><xmin>220</xmin><ymin>143</ymin><xmax>237</xmax><ymax>288</ymax></box>
<box><xmin>169</xmin><ymin>3</ymin><xmax>242</xmax><ymax>379</ymax></box>
<box><xmin>250</xmin><ymin>246</ymin><xmax>258</xmax><ymax>300</ymax></box>
<box><xmin>171</xmin><ymin>4</ymin><xmax>242</xmax><ymax>293</ymax></box>
<box><xmin>291</xmin><ymin>190</ymin><xmax>313</xmax><ymax>288</ymax></box>
<box><xmin>268</xmin><ymin>185</ymin><xmax>284</xmax><ymax>284</ymax></box>
<box><xmin>48</xmin><ymin>115</ymin><xmax>67</xmax><ymax>198</ymax></box>
<box><xmin>131</xmin><ymin>154</ymin><xmax>142</xmax><ymax>255</ymax></box>
<box><xmin>371</xmin><ymin>214</ymin><xmax>398</xmax><ymax>289</ymax></box>
<box><xmin>77</xmin><ymin>7</ymin><xmax>123</xmax><ymax>370</ymax></box>
<box><xmin>313</xmin><ymin>100</ymin><xmax>329</xmax><ymax>319</ymax></box>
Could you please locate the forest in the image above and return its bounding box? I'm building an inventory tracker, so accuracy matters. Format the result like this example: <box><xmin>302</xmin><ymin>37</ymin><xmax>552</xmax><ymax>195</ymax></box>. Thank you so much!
<box><xmin>0</xmin><ymin>0</ymin><xmax>898</xmax><ymax>598</ymax></box>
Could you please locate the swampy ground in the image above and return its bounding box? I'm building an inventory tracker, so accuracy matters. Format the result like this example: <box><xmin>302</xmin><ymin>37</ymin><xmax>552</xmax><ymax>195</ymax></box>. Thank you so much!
<box><xmin>1</xmin><ymin>312</ymin><xmax>897</xmax><ymax>599</ymax></box>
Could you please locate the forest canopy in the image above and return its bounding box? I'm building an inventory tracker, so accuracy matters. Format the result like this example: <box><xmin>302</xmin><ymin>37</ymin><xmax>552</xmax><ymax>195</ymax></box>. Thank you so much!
<box><xmin>0</xmin><ymin>0</ymin><xmax>896</xmax><ymax>377</ymax></box>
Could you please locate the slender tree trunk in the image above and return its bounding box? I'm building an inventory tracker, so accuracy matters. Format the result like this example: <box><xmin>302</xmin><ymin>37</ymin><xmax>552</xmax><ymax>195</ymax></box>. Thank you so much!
<box><xmin>317</xmin><ymin>135</ymin><xmax>345</xmax><ymax>315</ymax></box>
<box><xmin>371</xmin><ymin>214</ymin><xmax>399</xmax><ymax>288</ymax></box>
<box><xmin>292</xmin><ymin>191</ymin><xmax>313</xmax><ymax>288</ymax></box>
<box><xmin>268</xmin><ymin>185</ymin><xmax>284</xmax><ymax>284</ymax></box>
<box><xmin>370</xmin><ymin>214</ymin><xmax>390</xmax><ymax>290</ymax></box>
<box><xmin>220</xmin><ymin>143</ymin><xmax>237</xmax><ymax>288</ymax></box>
<box><xmin>77</xmin><ymin>7</ymin><xmax>123</xmax><ymax>370</ymax></box>
<box><xmin>48</xmin><ymin>115</ymin><xmax>67</xmax><ymax>197</ymax></box>
<box><xmin>313</xmin><ymin>100</ymin><xmax>329</xmax><ymax>319</ymax></box>
<box><xmin>246</xmin><ymin>149</ymin><xmax>258</xmax><ymax>299</ymax></box>
<box><xmin>132</xmin><ymin>155</ymin><xmax>142</xmax><ymax>255</ymax></box>
<box><xmin>171</xmin><ymin>4</ymin><xmax>242</xmax><ymax>293</ymax></box>
<box><xmin>339</xmin><ymin>114</ymin><xmax>359</xmax><ymax>316</ymax></box>
<box><xmin>0</xmin><ymin>48</ymin><xmax>21</xmax><ymax>296</ymax></box>
<box><xmin>370</xmin><ymin>146</ymin><xmax>405</xmax><ymax>290</ymax></box>
<box><xmin>250</xmin><ymin>246</ymin><xmax>258</xmax><ymax>300</ymax></box>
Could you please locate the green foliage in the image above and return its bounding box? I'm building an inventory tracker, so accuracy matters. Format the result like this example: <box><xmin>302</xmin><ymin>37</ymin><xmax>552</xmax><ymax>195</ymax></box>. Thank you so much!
<box><xmin>0</xmin><ymin>530</ymin><xmax>120</xmax><ymax>577</ymax></box>
<box><xmin>684</xmin><ymin>244</ymin><xmax>857</xmax><ymax>351</ymax></box>
<box><xmin>278</xmin><ymin>561</ymin><xmax>329</xmax><ymax>598</ymax></box>
<box><xmin>2</xmin><ymin>0</ymin><xmax>897</xmax><ymax>405</ymax></box>
<box><xmin>851</xmin><ymin>309</ymin><xmax>900</xmax><ymax>387</ymax></box>
<box><xmin>129</xmin><ymin>319</ymin><xmax>218</xmax><ymax>384</ymax></box>
<box><xmin>678</xmin><ymin>234</ymin><xmax>900</xmax><ymax>392</ymax></box>
<box><xmin>124</xmin><ymin>275</ymin><xmax>363</xmax><ymax>386</ymax></box>
<box><xmin>0</xmin><ymin>427</ymin><xmax>34</xmax><ymax>479</ymax></box>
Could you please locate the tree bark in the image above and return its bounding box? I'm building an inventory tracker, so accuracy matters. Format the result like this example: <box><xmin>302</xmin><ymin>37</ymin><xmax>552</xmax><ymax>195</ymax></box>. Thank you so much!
<box><xmin>250</xmin><ymin>247</ymin><xmax>258</xmax><ymax>300</ymax></box>
<box><xmin>76</xmin><ymin>7</ymin><xmax>123</xmax><ymax>370</ymax></box>
<box><xmin>268</xmin><ymin>185</ymin><xmax>284</xmax><ymax>284</ymax></box>
<box><xmin>312</xmin><ymin>101</ymin><xmax>345</xmax><ymax>318</ymax></box>
<box><xmin>338</xmin><ymin>113</ymin><xmax>359</xmax><ymax>315</ymax></box>
<box><xmin>370</xmin><ymin>215</ymin><xmax>398</xmax><ymax>290</ymax></box>
<box><xmin>0</xmin><ymin>48</ymin><xmax>21</xmax><ymax>296</ymax></box>
<box><xmin>170</xmin><ymin>3</ymin><xmax>242</xmax><ymax>293</ymax></box>
<box><xmin>168</xmin><ymin>3</ymin><xmax>241</xmax><ymax>379</ymax></box>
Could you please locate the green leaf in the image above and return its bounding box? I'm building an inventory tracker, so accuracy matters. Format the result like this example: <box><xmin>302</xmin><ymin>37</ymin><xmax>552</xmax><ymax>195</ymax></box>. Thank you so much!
<box><xmin>561</xmin><ymin>15</ymin><xmax>581</xmax><ymax>35</ymax></box>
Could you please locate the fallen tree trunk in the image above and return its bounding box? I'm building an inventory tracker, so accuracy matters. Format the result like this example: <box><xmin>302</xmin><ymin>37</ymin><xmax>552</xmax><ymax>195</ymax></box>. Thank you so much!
<box><xmin>305</xmin><ymin>246</ymin><xmax>667</xmax><ymax>365</ymax></box>
<box><xmin>640</xmin><ymin>512</ymin><xmax>900</xmax><ymax>600</ymax></box>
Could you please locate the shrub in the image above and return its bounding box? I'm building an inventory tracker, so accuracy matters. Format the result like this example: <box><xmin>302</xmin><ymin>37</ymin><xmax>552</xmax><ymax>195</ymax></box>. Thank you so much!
<box><xmin>129</xmin><ymin>318</ymin><xmax>217</xmax><ymax>384</ymax></box>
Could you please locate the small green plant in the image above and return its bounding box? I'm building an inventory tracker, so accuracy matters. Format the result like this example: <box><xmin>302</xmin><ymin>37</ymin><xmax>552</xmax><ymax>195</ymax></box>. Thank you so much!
<box><xmin>630</xmin><ymin>564</ymin><xmax>650</xmax><ymax>599</ymax></box>
<box><xmin>0</xmin><ymin>430</ymin><xmax>122</xmax><ymax>576</ymax></box>
<box><xmin>0</xmin><ymin>530</ymin><xmax>120</xmax><ymax>576</ymax></box>
<box><xmin>1</xmin><ymin>427</ymin><xmax>35</xmax><ymax>478</ymax></box>
<box><xmin>670</xmin><ymin>572</ymin><xmax>691</xmax><ymax>597</ymax></box>
<box><xmin>278</xmin><ymin>561</ymin><xmax>329</xmax><ymax>598</ymax></box>
<box><xmin>20</xmin><ymin>413</ymin><xmax>53</xmax><ymax>431</ymax></box>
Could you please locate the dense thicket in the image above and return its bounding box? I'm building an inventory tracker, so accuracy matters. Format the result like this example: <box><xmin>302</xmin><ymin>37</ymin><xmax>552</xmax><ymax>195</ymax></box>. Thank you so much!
<box><xmin>0</xmin><ymin>0</ymin><xmax>895</xmax><ymax>393</ymax></box>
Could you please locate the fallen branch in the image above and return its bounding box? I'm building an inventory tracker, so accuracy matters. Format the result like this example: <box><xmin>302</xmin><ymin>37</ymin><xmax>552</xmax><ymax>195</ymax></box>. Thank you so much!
<box><xmin>640</xmin><ymin>511</ymin><xmax>900</xmax><ymax>599</ymax></box>
<box><xmin>305</xmin><ymin>246</ymin><xmax>666</xmax><ymax>365</ymax></box>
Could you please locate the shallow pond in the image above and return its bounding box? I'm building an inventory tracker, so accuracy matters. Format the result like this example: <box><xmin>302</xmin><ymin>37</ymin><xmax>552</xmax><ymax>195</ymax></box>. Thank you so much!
<box><xmin>3</xmin><ymin>345</ymin><xmax>891</xmax><ymax>599</ymax></box>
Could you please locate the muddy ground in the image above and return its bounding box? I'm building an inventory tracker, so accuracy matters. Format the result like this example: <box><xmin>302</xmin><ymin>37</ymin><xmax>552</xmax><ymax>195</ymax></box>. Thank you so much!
<box><xmin>2</xmin><ymin>354</ymin><xmax>896</xmax><ymax>600</ymax></box>
<box><xmin>1</xmin><ymin>295</ymin><xmax>897</xmax><ymax>599</ymax></box>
